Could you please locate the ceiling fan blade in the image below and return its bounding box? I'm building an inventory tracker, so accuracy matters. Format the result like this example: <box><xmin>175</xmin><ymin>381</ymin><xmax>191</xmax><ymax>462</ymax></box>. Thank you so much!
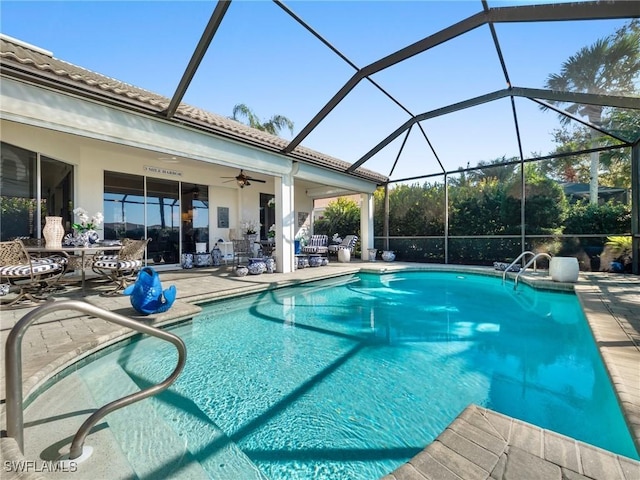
<box><xmin>249</xmin><ymin>178</ymin><xmax>266</xmax><ymax>183</ymax></box>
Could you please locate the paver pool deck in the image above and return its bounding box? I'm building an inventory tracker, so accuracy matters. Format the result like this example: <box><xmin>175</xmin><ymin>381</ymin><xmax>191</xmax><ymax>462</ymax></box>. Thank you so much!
<box><xmin>1</xmin><ymin>262</ymin><xmax>639</xmax><ymax>479</ymax></box>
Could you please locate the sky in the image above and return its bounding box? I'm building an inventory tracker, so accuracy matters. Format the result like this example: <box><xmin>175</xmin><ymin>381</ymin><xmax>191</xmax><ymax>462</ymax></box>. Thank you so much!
<box><xmin>0</xmin><ymin>1</ymin><xmax>632</xmax><ymax>182</ymax></box>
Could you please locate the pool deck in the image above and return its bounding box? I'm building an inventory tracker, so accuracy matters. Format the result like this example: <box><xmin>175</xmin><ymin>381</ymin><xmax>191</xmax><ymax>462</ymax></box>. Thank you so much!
<box><xmin>1</xmin><ymin>262</ymin><xmax>639</xmax><ymax>479</ymax></box>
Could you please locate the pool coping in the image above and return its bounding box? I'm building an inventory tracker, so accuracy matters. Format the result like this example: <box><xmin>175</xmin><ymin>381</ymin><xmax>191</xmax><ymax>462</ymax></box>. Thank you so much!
<box><xmin>383</xmin><ymin>404</ymin><xmax>640</xmax><ymax>480</ymax></box>
<box><xmin>1</xmin><ymin>263</ymin><xmax>639</xmax><ymax>479</ymax></box>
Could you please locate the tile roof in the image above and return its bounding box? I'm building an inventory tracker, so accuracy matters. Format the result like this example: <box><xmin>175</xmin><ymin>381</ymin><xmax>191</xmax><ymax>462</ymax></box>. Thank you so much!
<box><xmin>0</xmin><ymin>35</ymin><xmax>388</xmax><ymax>185</ymax></box>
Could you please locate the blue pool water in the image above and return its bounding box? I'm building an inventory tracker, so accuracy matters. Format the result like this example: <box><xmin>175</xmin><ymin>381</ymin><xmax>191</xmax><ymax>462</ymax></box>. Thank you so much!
<box><xmin>78</xmin><ymin>272</ymin><xmax>638</xmax><ymax>479</ymax></box>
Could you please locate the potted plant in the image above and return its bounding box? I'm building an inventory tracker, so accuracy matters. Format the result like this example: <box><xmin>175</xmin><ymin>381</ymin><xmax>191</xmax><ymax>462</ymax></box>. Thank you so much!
<box><xmin>68</xmin><ymin>207</ymin><xmax>103</xmax><ymax>246</ymax></box>
<box><xmin>604</xmin><ymin>235</ymin><xmax>632</xmax><ymax>273</ymax></box>
<box><xmin>241</xmin><ymin>219</ymin><xmax>260</xmax><ymax>244</ymax></box>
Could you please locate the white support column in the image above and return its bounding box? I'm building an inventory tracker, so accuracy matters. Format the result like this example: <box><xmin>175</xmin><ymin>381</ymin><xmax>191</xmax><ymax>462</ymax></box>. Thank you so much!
<box><xmin>275</xmin><ymin>172</ymin><xmax>295</xmax><ymax>273</ymax></box>
<box><xmin>360</xmin><ymin>193</ymin><xmax>374</xmax><ymax>260</ymax></box>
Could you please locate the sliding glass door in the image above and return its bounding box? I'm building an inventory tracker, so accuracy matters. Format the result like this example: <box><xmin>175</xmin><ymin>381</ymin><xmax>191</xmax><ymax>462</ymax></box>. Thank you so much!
<box><xmin>146</xmin><ymin>177</ymin><xmax>180</xmax><ymax>265</ymax></box>
<box><xmin>181</xmin><ymin>183</ymin><xmax>209</xmax><ymax>254</ymax></box>
<box><xmin>104</xmin><ymin>171</ymin><xmax>210</xmax><ymax>266</ymax></box>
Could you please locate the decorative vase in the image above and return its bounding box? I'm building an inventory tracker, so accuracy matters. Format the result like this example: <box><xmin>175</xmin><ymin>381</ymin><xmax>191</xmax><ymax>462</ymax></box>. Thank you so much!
<box><xmin>247</xmin><ymin>259</ymin><xmax>266</xmax><ymax>275</ymax></box>
<box><xmin>211</xmin><ymin>247</ymin><xmax>222</xmax><ymax>266</ymax></box>
<box><xmin>194</xmin><ymin>252</ymin><xmax>211</xmax><ymax>267</ymax></box>
<box><xmin>337</xmin><ymin>248</ymin><xmax>351</xmax><ymax>263</ymax></box>
<box><xmin>181</xmin><ymin>253</ymin><xmax>193</xmax><ymax>269</ymax></box>
<box><xmin>321</xmin><ymin>257</ymin><xmax>329</xmax><ymax>266</ymax></box>
<box><xmin>265</xmin><ymin>257</ymin><xmax>276</xmax><ymax>273</ymax></box>
<box><xmin>382</xmin><ymin>250</ymin><xmax>396</xmax><ymax>262</ymax></box>
<box><xmin>309</xmin><ymin>256</ymin><xmax>322</xmax><ymax>267</ymax></box>
<box><xmin>43</xmin><ymin>216</ymin><xmax>65</xmax><ymax>248</ymax></box>
<box><xmin>86</xmin><ymin>230</ymin><xmax>100</xmax><ymax>244</ymax></box>
<box><xmin>235</xmin><ymin>265</ymin><xmax>249</xmax><ymax>277</ymax></box>
<box><xmin>367</xmin><ymin>248</ymin><xmax>378</xmax><ymax>262</ymax></box>
<box><xmin>295</xmin><ymin>256</ymin><xmax>308</xmax><ymax>269</ymax></box>
<box><xmin>245</xmin><ymin>233</ymin><xmax>259</xmax><ymax>244</ymax></box>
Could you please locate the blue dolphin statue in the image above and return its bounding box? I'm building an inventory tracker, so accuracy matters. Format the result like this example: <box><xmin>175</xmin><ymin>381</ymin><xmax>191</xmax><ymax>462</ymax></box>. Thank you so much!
<box><xmin>123</xmin><ymin>266</ymin><xmax>177</xmax><ymax>315</ymax></box>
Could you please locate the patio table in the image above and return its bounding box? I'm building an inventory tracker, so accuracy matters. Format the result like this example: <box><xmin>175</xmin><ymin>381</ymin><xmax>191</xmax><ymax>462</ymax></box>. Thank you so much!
<box><xmin>26</xmin><ymin>244</ymin><xmax>121</xmax><ymax>295</ymax></box>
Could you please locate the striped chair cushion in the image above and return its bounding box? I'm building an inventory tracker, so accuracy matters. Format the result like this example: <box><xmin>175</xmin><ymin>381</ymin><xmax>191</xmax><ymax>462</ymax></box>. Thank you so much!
<box><xmin>328</xmin><ymin>235</ymin><xmax>358</xmax><ymax>253</ymax></box>
<box><xmin>302</xmin><ymin>235</ymin><xmax>328</xmax><ymax>254</ymax></box>
<box><xmin>33</xmin><ymin>255</ymin><xmax>68</xmax><ymax>267</ymax></box>
<box><xmin>0</xmin><ymin>260</ymin><xmax>63</xmax><ymax>278</ymax></box>
<box><xmin>93</xmin><ymin>259</ymin><xmax>142</xmax><ymax>270</ymax></box>
<box><xmin>93</xmin><ymin>254</ymin><xmax>118</xmax><ymax>262</ymax></box>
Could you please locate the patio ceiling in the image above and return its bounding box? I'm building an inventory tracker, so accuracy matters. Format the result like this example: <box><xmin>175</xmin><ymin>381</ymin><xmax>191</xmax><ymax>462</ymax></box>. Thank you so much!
<box><xmin>1</xmin><ymin>1</ymin><xmax>639</xmax><ymax>185</ymax></box>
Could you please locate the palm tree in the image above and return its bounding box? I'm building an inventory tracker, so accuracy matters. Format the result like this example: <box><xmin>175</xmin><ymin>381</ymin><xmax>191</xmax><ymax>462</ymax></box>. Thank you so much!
<box><xmin>230</xmin><ymin>103</ymin><xmax>294</xmax><ymax>137</ymax></box>
<box><xmin>543</xmin><ymin>20</ymin><xmax>640</xmax><ymax>204</ymax></box>
<box><xmin>466</xmin><ymin>157</ymin><xmax>518</xmax><ymax>184</ymax></box>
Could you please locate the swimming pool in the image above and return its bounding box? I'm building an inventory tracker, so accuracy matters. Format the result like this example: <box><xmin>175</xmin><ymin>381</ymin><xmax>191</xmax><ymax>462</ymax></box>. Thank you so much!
<box><xmin>71</xmin><ymin>271</ymin><xmax>639</xmax><ymax>478</ymax></box>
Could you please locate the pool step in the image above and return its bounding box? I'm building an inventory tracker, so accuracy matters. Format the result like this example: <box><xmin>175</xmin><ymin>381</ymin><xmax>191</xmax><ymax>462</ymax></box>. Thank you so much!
<box><xmin>23</xmin><ymin>372</ymin><xmax>138</xmax><ymax>480</ymax></box>
<box><xmin>80</xmin><ymin>360</ymin><xmax>267</xmax><ymax>480</ymax></box>
<box><xmin>78</xmin><ymin>360</ymin><xmax>209</xmax><ymax>479</ymax></box>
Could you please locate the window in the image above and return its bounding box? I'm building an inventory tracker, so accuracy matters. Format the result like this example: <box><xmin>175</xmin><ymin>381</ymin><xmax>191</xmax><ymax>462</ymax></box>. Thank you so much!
<box><xmin>0</xmin><ymin>142</ymin><xmax>74</xmax><ymax>241</ymax></box>
<box><xmin>260</xmin><ymin>192</ymin><xmax>275</xmax><ymax>240</ymax></box>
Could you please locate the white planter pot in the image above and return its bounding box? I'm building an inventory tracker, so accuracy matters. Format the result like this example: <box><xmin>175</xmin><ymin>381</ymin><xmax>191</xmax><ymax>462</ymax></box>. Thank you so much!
<box><xmin>337</xmin><ymin>248</ymin><xmax>351</xmax><ymax>263</ymax></box>
<box><xmin>549</xmin><ymin>257</ymin><xmax>579</xmax><ymax>282</ymax></box>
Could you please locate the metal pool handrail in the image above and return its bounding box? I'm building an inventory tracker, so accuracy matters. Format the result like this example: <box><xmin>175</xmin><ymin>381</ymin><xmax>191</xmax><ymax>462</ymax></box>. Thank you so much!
<box><xmin>514</xmin><ymin>252</ymin><xmax>553</xmax><ymax>290</ymax></box>
<box><xmin>502</xmin><ymin>251</ymin><xmax>536</xmax><ymax>284</ymax></box>
<box><xmin>5</xmin><ymin>299</ymin><xmax>187</xmax><ymax>460</ymax></box>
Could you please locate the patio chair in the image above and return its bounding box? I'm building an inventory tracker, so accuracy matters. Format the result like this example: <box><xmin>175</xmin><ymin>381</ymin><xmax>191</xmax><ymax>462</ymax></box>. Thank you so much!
<box><xmin>232</xmin><ymin>238</ymin><xmax>251</xmax><ymax>267</ymax></box>
<box><xmin>0</xmin><ymin>239</ymin><xmax>66</xmax><ymax>307</ymax></box>
<box><xmin>301</xmin><ymin>235</ymin><xmax>329</xmax><ymax>256</ymax></box>
<box><xmin>328</xmin><ymin>235</ymin><xmax>358</xmax><ymax>256</ymax></box>
<box><xmin>91</xmin><ymin>238</ymin><xmax>150</xmax><ymax>295</ymax></box>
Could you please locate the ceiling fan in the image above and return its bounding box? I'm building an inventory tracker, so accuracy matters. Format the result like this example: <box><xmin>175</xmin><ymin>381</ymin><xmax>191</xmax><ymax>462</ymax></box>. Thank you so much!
<box><xmin>221</xmin><ymin>169</ymin><xmax>266</xmax><ymax>188</ymax></box>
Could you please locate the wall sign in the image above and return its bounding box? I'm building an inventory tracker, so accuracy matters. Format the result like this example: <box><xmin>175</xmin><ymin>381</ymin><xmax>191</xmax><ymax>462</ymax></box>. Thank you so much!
<box><xmin>144</xmin><ymin>165</ymin><xmax>183</xmax><ymax>177</ymax></box>
<box><xmin>217</xmin><ymin>207</ymin><xmax>229</xmax><ymax>228</ymax></box>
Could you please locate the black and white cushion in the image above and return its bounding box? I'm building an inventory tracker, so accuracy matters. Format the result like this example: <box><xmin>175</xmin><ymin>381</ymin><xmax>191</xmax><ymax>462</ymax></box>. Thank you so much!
<box><xmin>0</xmin><ymin>259</ymin><xmax>63</xmax><ymax>278</ymax></box>
<box><xmin>92</xmin><ymin>259</ymin><xmax>142</xmax><ymax>271</ymax></box>
<box><xmin>493</xmin><ymin>261</ymin><xmax>521</xmax><ymax>272</ymax></box>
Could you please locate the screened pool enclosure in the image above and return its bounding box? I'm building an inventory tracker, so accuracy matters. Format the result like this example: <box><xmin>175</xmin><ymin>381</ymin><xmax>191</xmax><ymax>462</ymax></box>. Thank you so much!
<box><xmin>1</xmin><ymin>1</ymin><xmax>638</xmax><ymax>272</ymax></box>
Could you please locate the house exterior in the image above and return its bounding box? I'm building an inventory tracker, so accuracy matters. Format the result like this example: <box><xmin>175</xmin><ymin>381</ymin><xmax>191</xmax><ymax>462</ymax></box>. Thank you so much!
<box><xmin>0</xmin><ymin>35</ymin><xmax>388</xmax><ymax>272</ymax></box>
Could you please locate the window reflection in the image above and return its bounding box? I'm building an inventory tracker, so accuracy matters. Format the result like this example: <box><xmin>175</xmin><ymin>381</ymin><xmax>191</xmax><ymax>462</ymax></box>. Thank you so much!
<box><xmin>0</xmin><ymin>142</ymin><xmax>73</xmax><ymax>241</ymax></box>
<box><xmin>104</xmin><ymin>172</ymin><xmax>211</xmax><ymax>265</ymax></box>
<box><xmin>182</xmin><ymin>183</ymin><xmax>209</xmax><ymax>254</ymax></box>
<box><xmin>103</xmin><ymin>172</ymin><xmax>145</xmax><ymax>240</ymax></box>
<box><xmin>146</xmin><ymin>177</ymin><xmax>180</xmax><ymax>265</ymax></box>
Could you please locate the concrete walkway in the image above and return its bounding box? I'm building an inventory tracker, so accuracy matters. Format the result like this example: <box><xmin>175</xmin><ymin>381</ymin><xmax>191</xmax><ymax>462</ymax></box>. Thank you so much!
<box><xmin>1</xmin><ymin>262</ymin><xmax>639</xmax><ymax>479</ymax></box>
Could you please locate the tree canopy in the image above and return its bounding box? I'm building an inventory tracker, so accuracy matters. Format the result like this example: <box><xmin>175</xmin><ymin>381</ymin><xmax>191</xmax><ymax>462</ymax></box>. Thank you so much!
<box><xmin>230</xmin><ymin>103</ymin><xmax>294</xmax><ymax>137</ymax></box>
